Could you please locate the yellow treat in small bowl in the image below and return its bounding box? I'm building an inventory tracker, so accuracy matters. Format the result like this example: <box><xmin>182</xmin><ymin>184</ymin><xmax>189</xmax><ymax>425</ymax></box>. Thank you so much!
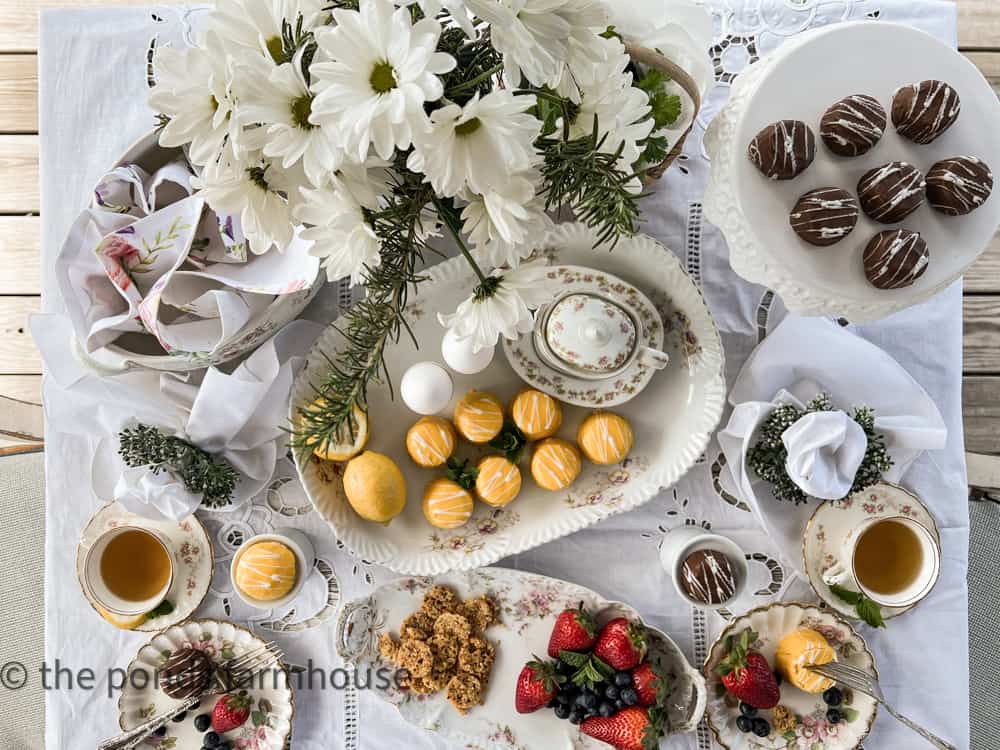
<box><xmin>406</xmin><ymin>416</ymin><xmax>457</xmax><ymax>468</ymax></box>
<box><xmin>530</xmin><ymin>438</ymin><xmax>581</xmax><ymax>491</ymax></box>
<box><xmin>475</xmin><ymin>456</ymin><xmax>522</xmax><ymax>507</ymax></box>
<box><xmin>510</xmin><ymin>389</ymin><xmax>562</xmax><ymax>441</ymax></box>
<box><xmin>775</xmin><ymin>628</ymin><xmax>837</xmax><ymax>694</ymax></box>
<box><xmin>422</xmin><ymin>478</ymin><xmax>474</xmax><ymax>529</ymax></box>
<box><xmin>233</xmin><ymin>541</ymin><xmax>297</xmax><ymax>602</ymax></box>
<box><xmin>577</xmin><ymin>411</ymin><xmax>634</xmax><ymax>465</ymax></box>
<box><xmin>454</xmin><ymin>391</ymin><xmax>504</xmax><ymax>444</ymax></box>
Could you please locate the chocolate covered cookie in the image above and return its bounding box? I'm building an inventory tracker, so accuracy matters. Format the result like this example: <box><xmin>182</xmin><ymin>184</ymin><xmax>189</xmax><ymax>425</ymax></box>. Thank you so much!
<box><xmin>891</xmin><ymin>80</ymin><xmax>961</xmax><ymax>145</ymax></box>
<box><xmin>926</xmin><ymin>155</ymin><xmax>994</xmax><ymax>216</ymax></box>
<box><xmin>748</xmin><ymin>120</ymin><xmax>816</xmax><ymax>180</ymax></box>
<box><xmin>863</xmin><ymin>229</ymin><xmax>930</xmax><ymax>290</ymax></box>
<box><xmin>857</xmin><ymin>161</ymin><xmax>926</xmax><ymax>223</ymax></box>
<box><xmin>160</xmin><ymin>647</ymin><xmax>212</xmax><ymax>699</ymax></box>
<box><xmin>789</xmin><ymin>187</ymin><xmax>860</xmax><ymax>246</ymax></box>
<box><xmin>680</xmin><ymin>549</ymin><xmax>737</xmax><ymax>605</ymax></box>
<box><xmin>820</xmin><ymin>94</ymin><xmax>886</xmax><ymax>157</ymax></box>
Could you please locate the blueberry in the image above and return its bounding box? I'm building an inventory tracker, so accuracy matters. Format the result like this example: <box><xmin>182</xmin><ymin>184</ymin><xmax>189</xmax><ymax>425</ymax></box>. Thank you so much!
<box><xmin>604</xmin><ymin>684</ymin><xmax>620</xmax><ymax>701</ymax></box>
<box><xmin>217</xmin><ymin>744</ymin><xmax>231</xmax><ymax>750</ymax></box>
<box><xmin>569</xmin><ymin>710</ymin><xmax>586</xmax><ymax>725</ymax></box>
<box><xmin>614</xmin><ymin>698</ymin><xmax>626</xmax><ymax>711</ymax></box>
<box><xmin>620</xmin><ymin>688</ymin><xmax>638</xmax><ymax>707</ymax></box>
<box><xmin>614</xmin><ymin>671</ymin><xmax>633</xmax><ymax>688</ymax></box>
<box><xmin>556</xmin><ymin>690</ymin><xmax>575</xmax><ymax>705</ymax></box>
<box><xmin>194</xmin><ymin>714</ymin><xmax>212</xmax><ymax>732</ymax></box>
<box><xmin>773</xmin><ymin>670</ymin><xmax>783</xmax><ymax>685</ymax></box>
<box><xmin>735</xmin><ymin>715</ymin><xmax>752</xmax><ymax>733</ymax></box>
<box><xmin>751</xmin><ymin>718</ymin><xmax>770</xmax><ymax>738</ymax></box>
<box><xmin>172</xmin><ymin>711</ymin><xmax>187</xmax><ymax>723</ymax></box>
<box><xmin>203</xmin><ymin>732</ymin><xmax>220</xmax><ymax>748</ymax></box>
<box><xmin>598</xmin><ymin>701</ymin><xmax>616</xmax><ymax>717</ymax></box>
<box><xmin>582</xmin><ymin>692</ymin><xmax>599</xmax><ymax>710</ymax></box>
<box><xmin>556</xmin><ymin>660</ymin><xmax>575</xmax><ymax>676</ymax></box>
<box><xmin>152</xmin><ymin>726</ymin><xmax>167</xmax><ymax>737</ymax></box>
<box><xmin>554</xmin><ymin>704</ymin><xmax>571</xmax><ymax>720</ymax></box>
<box><xmin>739</xmin><ymin>702</ymin><xmax>757</xmax><ymax>717</ymax></box>
<box><xmin>827</xmin><ymin>709</ymin><xmax>843</xmax><ymax>725</ymax></box>
<box><xmin>823</xmin><ymin>687</ymin><xmax>843</xmax><ymax>707</ymax></box>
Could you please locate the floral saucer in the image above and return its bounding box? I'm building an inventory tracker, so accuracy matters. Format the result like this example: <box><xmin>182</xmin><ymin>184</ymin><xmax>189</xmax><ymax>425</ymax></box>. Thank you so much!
<box><xmin>75</xmin><ymin>501</ymin><xmax>212</xmax><ymax>631</ymax></box>
<box><xmin>118</xmin><ymin>619</ymin><xmax>294</xmax><ymax>749</ymax></box>
<box><xmin>704</xmin><ymin>603</ymin><xmax>877</xmax><ymax>750</ymax></box>
<box><xmin>503</xmin><ymin>265</ymin><xmax>665</xmax><ymax>408</ymax></box>
<box><xmin>803</xmin><ymin>483</ymin><xmax>941</xmax><ymax>621</ymax></box>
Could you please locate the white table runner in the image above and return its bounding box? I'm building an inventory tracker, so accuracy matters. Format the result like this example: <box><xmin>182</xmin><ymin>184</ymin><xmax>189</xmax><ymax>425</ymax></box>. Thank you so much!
<box><xmin>39</xmin><ymin>1</ymin><xmax>968</xmax><ymax>748</ymax></box>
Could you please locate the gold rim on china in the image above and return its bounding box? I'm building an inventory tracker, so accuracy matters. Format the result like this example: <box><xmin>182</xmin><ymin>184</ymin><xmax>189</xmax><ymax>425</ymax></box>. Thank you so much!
<box><xmin>801</xmin><ymin>482</ymin><xmax>942</xmax><ymax>621</ymax></box>
<box><xmin>115</xmin><ymin>617</ymin><xmax>295</xmax><ymax>745</ymax></box>
<box><xmin>701</xmin><ymin>601</ymin><xmax>879</xmax><ymax>750</ymax></box>
<box><xmin>75</xmin><ymin>501</ymin><xmax>215</xmax><ymax>631</ymax></box>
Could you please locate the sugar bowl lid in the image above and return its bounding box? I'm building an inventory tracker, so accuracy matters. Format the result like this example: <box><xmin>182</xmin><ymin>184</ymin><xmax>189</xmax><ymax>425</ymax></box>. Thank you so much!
<box><xmin>543</xmin><ymin>292</ymin><xmax>638</xmax><ymax>376</ymax></box>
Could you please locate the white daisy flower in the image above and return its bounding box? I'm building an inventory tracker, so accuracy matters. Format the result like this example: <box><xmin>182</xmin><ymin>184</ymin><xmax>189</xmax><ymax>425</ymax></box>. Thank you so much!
<box><xmin>310</xmin><ymin>0</ymin><xmax>456</xmax><ymax>161</ymax></box>
<box><xmin>149</xmin><ymin>35</ymin><xmax>235</xmax><ymax>166</ymax></box>
<box><xmin>295</xmin><ymin>180</ymin><xmax>382</xmax><ymax>285</ymax></box>
<box><xmin>407</xmin><ymin>90</ymin><xmax>541</xmax><ymax>197</ymax></box>
<box><xmin>399</xmin><ymin>0</ymin><xmax>476</xmax><ymax>37</ymax></box>
<box><xmin>192</xmin><ymin>153</ymin><xmax>295</xmax><ymax>255</ymax></box>
<box><xmin>235</xmin><ymin>55</ymin><xmax>344</xmax><ymax>187</ymax></box>
<box><xmin>461</xmin><ymin>174</ymin><xmax>552</xmax><ymax>268</ymax></box>
<box><xmin>208</xmin><ymin>0</ymin><xmax>328</xmax><ymax>63</ymax></box>
<box><xmin>554</xmin><ymin>30</ymin><xmax>629</xmax><ymax>102</ymax></box>
<box><xmin>438</xmin><ymin>261</ymin><xmax>554</xmax><ymax>353</ymax></box>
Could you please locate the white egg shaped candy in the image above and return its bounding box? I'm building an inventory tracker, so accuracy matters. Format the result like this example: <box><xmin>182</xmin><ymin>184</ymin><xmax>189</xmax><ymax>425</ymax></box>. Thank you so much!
<box><xmin>400</xmin><ymin>361</ymin><xmax>454</xmax><ymax>415</ymax></box>
<box><xmin>441</xmin><ymin>328</ymin><xmax>495</xmax><ymax>375</ymax></box>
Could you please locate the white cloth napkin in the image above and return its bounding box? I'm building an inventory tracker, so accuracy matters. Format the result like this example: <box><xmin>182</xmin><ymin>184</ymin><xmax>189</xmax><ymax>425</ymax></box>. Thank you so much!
<box><xmin>31</xmin><ymin>315</ymin><xmax>322</xmax><ymax>520</ymax></box>
<box><xmin>718</xmin><ymin>315</ymin><xmax>948</xmax><ymax>574</ymax></box>
<box><xmin>56</xmin><ymin>159</ymin><xmax>320</xmax><ymax>357</ymax></box>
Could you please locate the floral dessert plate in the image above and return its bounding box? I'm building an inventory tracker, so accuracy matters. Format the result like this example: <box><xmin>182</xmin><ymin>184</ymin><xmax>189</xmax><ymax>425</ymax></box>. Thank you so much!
<box><xmin>803</xmin><ymin>483</ymin><xmax>941</xmax><ymax>621</ymax></box>
<box><xmin>704</xmin><ymin>603</ymin><xmax>877</xmax><ymax>750</ymax></box>
<box><xmin>507</xmin><ymin>265</ymin><xmax>664</xmax><ymax>407</ymax></box>
<box><xmin>291</xmin><ymin>222</ymin><xmax>725</xmax><ymax>575</ymax></box>
<box><xmin>75</xmin><ymin>501</ymin><xmax>212</xmax><ymax>631</ymax></box>
<box><xmin>336</xmin><ymin>567</ymin><xmax>706</xmax><ymax>749</ymax></box>
<box><xmin>118</xmin><ymin>619</ymin><xmax>294</xmax><ymax>749</ymax></box>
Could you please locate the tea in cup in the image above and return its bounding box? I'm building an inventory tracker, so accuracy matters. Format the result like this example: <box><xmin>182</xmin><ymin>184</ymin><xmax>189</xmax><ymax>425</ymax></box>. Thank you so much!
<box><xmin>822</xmin><ymin>516</ymin><xmax>940</xmax><ymax>608</ymax></box>
<box><xmin>83</xmin><ymin>526</ymin><xmax>174</xmax><ymax>616</ymax></box>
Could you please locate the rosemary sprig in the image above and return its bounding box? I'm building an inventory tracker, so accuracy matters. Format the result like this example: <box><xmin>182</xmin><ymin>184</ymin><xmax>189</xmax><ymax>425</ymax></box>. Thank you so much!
<box><xmin>118</xmin><ymin>424</ymin><xmax>239</xmax><ymax>508</ymax></box>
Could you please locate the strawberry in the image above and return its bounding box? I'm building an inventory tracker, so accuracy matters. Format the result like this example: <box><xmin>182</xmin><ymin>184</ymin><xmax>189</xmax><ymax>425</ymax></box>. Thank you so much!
<box><xmin>514</xmin><ymin>658</ymin><xmax>564</xmax><ymax>714</ymax></box>
<box><xmin>547</xmin><ymin>603</ymin><xmax>598</xmax><ymax>658</ymax></box>
<box><xmin>631</xmin><ymin>662</ymin><xmax>668</xmax><ymax>708</ymax></box>
<box><xmin>593</xmin><ymin>618</ymin><xmax>647</xmax><ymax>671</ymax></box>
<box><xmin>581</xmin><ymin>705</ymin><xmax>664</xmax><ymax>750</ymax></box>
<box><xmin>715</xmin><ymin>629</ymin><xmax>780</xmax><ymax>709</ymax></box>
<box><xmin>212</xmin><ymin>690</ymin><xmax>252</xmax><ymax>732</ymax></box>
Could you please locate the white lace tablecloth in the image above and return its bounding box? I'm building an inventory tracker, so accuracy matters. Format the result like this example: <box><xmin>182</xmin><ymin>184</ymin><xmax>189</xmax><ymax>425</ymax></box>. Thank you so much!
<box><xmin>39</xmin><ymin>2</ymin><xmax>968</xmax><ymax>748</ymax></box>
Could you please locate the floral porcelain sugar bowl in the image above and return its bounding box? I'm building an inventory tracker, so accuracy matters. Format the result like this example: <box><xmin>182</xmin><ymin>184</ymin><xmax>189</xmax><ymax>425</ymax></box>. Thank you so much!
<box><xmin>534</xmin><ymin>287</ymin><xmax>670</xmax><ymax>380</ymax></box>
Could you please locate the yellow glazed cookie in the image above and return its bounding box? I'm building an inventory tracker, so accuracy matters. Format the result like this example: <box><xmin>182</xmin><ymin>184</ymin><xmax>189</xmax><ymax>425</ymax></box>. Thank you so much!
<box><xmin>530</xmin><ymin>438</ymin><xmax>582</xmax><ymax>491</ymax></box>
<box><xmin>422</xmin><ymin>478</ymin><xmax>474</xmax><ymax>529</ymax></box>
<box><xmin>234</xmin><ymin>541</ymin><xmax>297</xmax><ymax>601</ymax></box>
<box><xmin>510</xmin><ymin>389</ymin><xmax>562</xmax><ymax>440</ymax></box>
<box><xmin>406</xmin><ymin>416</ymin><xmax>457</xmax><ymax>468</ymax></box>
<box><xmin>454</xmin><ymin>391</ymin><xmax>504</xmax><ymax>444</ymax></box>
<box><xmin>577</xmin><ymin>411</ymin><xmax>634</xmax><ymax>465</ymax></box>
<box><xmin>475</xmin><ymin>456</ymin><xmax>522</xmax><ymax>507</ymax></box>
<box><xmin>775</xmin><ymin>628</ymin><xmax>837</xmax><ymax>694</ymax></box>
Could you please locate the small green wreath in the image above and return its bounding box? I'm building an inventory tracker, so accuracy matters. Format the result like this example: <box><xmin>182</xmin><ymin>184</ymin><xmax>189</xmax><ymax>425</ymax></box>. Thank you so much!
<box><xmin>746</xmin><ymin>393</ymin><xmax>892</xmax><ymax>505</ymax></box>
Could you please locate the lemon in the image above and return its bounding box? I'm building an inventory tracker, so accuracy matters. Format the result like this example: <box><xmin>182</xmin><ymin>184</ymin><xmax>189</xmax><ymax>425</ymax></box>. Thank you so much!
<box><xmin>96</xmin><ymin>606</ymin><xmax>147</xmax><ymax>630</ymax></box>
<box><xmin>343</xmin><ymin>451</ymin><xmax>407</xmax><ymax>524</ymax></box>
<box><xmin>300</xmin><ymin>399</ymin><xmax>369</xmax><ymax>462</ymax></box>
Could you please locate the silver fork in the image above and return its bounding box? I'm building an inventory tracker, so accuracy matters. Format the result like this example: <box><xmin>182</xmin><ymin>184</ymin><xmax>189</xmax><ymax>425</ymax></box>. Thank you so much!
<box><xmin>98</xmin><ymin>643</ymin><xmax>283</xmax><ymax>750</ymax></box>
<box><xmin>809</xmin><ymin>661</ymin><xmax>956</xmax><ymax>750</ymax></box>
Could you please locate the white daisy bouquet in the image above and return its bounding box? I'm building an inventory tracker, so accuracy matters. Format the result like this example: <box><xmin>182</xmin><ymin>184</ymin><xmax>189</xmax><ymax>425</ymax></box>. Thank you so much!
<box><xmin>148</xmin><ymin>0</ymin><xmax>701</xmax><ymax>448</ymax></box>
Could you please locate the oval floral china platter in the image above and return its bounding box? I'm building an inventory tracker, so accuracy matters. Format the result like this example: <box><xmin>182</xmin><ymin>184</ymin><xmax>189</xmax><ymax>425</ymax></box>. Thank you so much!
<box><xmin>118</xmin><ymin>619</ymin><xmax>294</xmax><ymax>749</ymax></box>
<box><xmin>335</xmin><ymin>567</ymin><xmax>707</xmax><ymax>750</ymax></box>
<box><xmin>704</xmin><ymin>603</ymin><xmax>877</xmax><ymax>750</ymax></box>
<box><xmin>291</xmin><ymin>222</ymin><xmax>725</xmax><ymax>575</ymax></box>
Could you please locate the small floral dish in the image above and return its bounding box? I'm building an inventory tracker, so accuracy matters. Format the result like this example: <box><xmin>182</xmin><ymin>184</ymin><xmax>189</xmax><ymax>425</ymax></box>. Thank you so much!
<box><xmin>336</xmin><ymin>567</ymin><xmax>706</xmax><ymax>750</ymax></box>
<box><xmin>803</xmin><ymin>483</ymin><xmax>941</xmax><ymax>621</ymax></box>
<box><xmin>118</xmin><ymin>619</ymin><xmax>294</xmax><ymax>749</ymax></box>
<box><xmin>75</xmin><ymin>501</ymin><xmax>212</xmax><ymax>631</ymax></box>
<box><xmin>704</xmin><ymin>603</ymin><xmax>877</xmax><ymax>750</ymax></box>
<box><xmin>291</xmin><ymin>222</ymin><xmax>725</xmax><ymax>575</ymax></box>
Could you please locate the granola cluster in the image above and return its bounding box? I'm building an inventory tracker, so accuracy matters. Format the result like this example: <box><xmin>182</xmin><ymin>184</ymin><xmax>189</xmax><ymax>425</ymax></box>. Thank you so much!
<box><xmin>379</xmin><ymin>585</ymin><xmax>499</xmax><ymax>714</ymax></box>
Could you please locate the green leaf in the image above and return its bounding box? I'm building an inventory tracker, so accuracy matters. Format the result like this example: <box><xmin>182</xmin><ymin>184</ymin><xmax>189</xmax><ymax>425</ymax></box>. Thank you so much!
<box><xmin>146</xmin><ymin>600</ymin><xmax>174</xmax><ymax>619</ymax></box>
<box><xmin>489</xmin><ymin>421</ymin><xmax>528</xmax><ymax>464</ymax></box>
<box><xmin>251</xmin><ymin>710</ymin><xmax>267</xmax><ymax>727</ymax></box>
<box><xmin>842</xmin><ymin>707</ymin><xmax>859</xmax><ymax>722</ymax></box>
<box><xmin>856</xmin><ymin>596</ymin><xmax>886</xmax><ymax>629</ymax></box>
<box><xmin>445</xmin><ymin>458</ymin><xmax>479</xmax><ymax>490</ymax></box>
<box><xmin>829</xmin><ymin>584</ymin><xmax>862</xmax><ymax>606</ymax></box>
<box><xmin>558</xmin><ymin>650</ymin><xmax>590</xmax><ymax>667</ymax></box>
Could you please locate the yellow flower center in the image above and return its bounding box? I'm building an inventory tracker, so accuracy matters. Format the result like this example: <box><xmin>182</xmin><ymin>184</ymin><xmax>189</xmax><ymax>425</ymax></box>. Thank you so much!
<box><xmin>291</xmin><ymin>94</ymin><xmax>315</xmax><ymax>130</ymax></box>
<box><xmin>455</xmin><ymin>117</ymin><xmax>482</xmax><ymax>137</ymax></box>
<box><xmin>370</xmin><ymin>61</ymin><xmax>397</xmax><ymax>94</ymax></box>
<box><xmin>265</xmin><ymin>36</ymin><xmax>284</xmax><ymax>63</ymax></box>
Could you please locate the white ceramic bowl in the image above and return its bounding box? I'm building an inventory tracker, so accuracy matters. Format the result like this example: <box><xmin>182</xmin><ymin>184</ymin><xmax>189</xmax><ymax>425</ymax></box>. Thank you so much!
<box><xmin>659</xmin><ymin>526</ymin><xmax>749</xmax><ymax>611</ymax></box>
<box><xmin>67</xmin><ymin>130</ymin><xmax>321</xmax><ymax>373</ymax></box>
<box><xmin>705</xmin><ymin>21</ymin><xmax>1000</xmax><ymax>321</ymax></box>
<box><xmin>230</xmin><ymin>529</ymin><xmax>316</xmax><ymax>611</ymax></box>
